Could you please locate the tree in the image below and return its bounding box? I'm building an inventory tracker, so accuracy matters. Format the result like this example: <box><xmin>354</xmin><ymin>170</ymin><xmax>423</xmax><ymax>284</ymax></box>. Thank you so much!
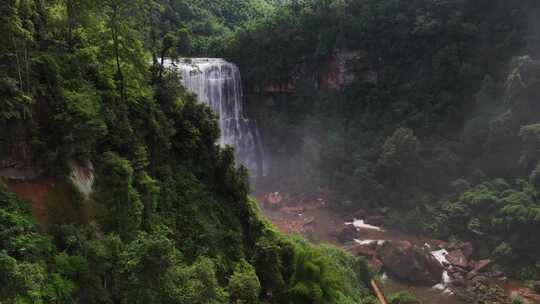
<box><xmin>228</xmin><ymin>259</ymin><xmax>261</xmax><ymax>304</ymax></box>
<box><xmin>0</xmin><ymin>0</ymin><xmax>35</xmax><ymax>94</ymax></box>
<box><xmin>377</xmin><ymin>127</ymin><xmax>421</xmax><ymax>195</ymax></box>
<box><xmin>0</xmin><ymin>183</ymin><xmax>77</xmax><ymax>303</ymax></box>
<box><xmin>96</xmin><ymin>152</ymin><xmax>143</xmax><ymax>240</ymax></box>
<box><xmin>530</xmin><ymin>161</ymin><xmax>540</xmax><ymax>191</ymax></box>
<box><xmin>378</xmin><ymin>128</ymin><xmax>420</xmax><ymax>170</ymax></box>
<box><xmin>98</xmin><ymin>0</ymin><xmax>152</xmax><ymax>101</ymax></box>
<box><xmin>0</xmin><ymin>76</ymin><xmax>33</xmax><ymax>144</ymax></box>
<box><xmin>520</xmin><ymin>124</ymin><xmax>540</xmax><ymax>171</ymax></box>
<box><xmin>287</xmin><ymin>245</ymin><xmax>347</xmax><ymax>304</ymax></box>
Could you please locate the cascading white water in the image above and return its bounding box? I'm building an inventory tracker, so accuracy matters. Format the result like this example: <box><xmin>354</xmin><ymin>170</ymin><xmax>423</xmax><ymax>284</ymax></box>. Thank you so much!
<box><xmin>164</xmin><ymin>58</ymin><xmax>266</xmax><ymax>176</ymax></box>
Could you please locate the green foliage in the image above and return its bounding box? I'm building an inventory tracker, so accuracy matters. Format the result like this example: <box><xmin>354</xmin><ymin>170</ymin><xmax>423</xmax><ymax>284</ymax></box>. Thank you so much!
<box><xmin>157</xmin><ymin>0</ymin><xmax>277</xmax><ymax>56</ymax></box>
<box><xmin>376</xmin><ymin>128</ymin><xmax>421</xmax><ymax>200</ymax></box>
<box><xmin>224</xmin><ymin>0</ymin><xmax>540</xmax><ymax>282</ymax></box>
<box><xmin>0</xmin><ymin>183</ymin><xmax>77</xmax><ymax>303</ymax></box>
<box><xmin>288</xmin><ymin>247</ymin><xmax>340</xmax><ymax>303</ymax></box>
<box><xmin>228</xmin><ymin>259</ymin><xmax>261</xmax><ymax>304</ymax></box>
<box><xmin>229</xmin><ymin>0</ymin><xmax>538</xmax><ymax>214</ymax></box>
<box><xmin>492</xmin><ymin>242</ymin><xmax>513</xmax><ymax>263</ymax></box>
<box><xmin>95</xmin><ymin>152</ymin><xmax>143</xmax><ymax>240</ymax></box>
<box><xmin>0</xmin><ymin>77</ymin><xmax>32</xmax><ymax>123</ymax></box>
<box><xmin>378</xmin><ymin>128</ymin><xmax>420</xmax><ymax>170</ymax></box>
<box><xmin>171</xmin><ymin>257</ymin><xmax>229</xmax><ymax>304</ymax></box>
<box><xmin>511</xmin><ymin>296</ymin><xmax>525</xmax><ymax>304</ymax></box>
<box><xmin>426</xmin><ymin>179</ymin><xmax>540</xmax><ymax>277</ymax></box>
<box><xmin>251</xmin><ymin>236</ymin><xmax>288</xmax><ymax>299</ymax></box>
<box><xmin>389</xmin><ymin>291</ymin><xmax>419</xmax><ymax>304</ymax></box>
<box><xmin>520</xmin><ymin>124</ymin><xmax>540</xmax><ymax>169</ymax></box>
<box><xmin>529</xmin><ymin>161</ymin><xmax>540</xmax><ymax>191</ymax></box>
<box><xmin>287</xmin><ymin>241</ymin><xmax>372</xmax><ymax>304</ymax></box>
<box><xmin>0</xmin><ymin>1</ymin><xmax>376</xmax><ymax>302</ymax></box>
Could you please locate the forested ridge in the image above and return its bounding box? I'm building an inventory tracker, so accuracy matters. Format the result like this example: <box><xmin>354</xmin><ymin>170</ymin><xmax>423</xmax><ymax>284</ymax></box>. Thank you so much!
<box><xmin>0</xmin><ymin>1</ymin><xmax>375</xmax><ymax>303</ymax></box>
<box><xmin>3</xmin><ymin>0</ymin><xmax>540</xmax><ymax>303</ymax></box>
<box><xmin>224</xmin><ymin>0</ymin><xmax>540</xmax><ymax>285</ymax></box>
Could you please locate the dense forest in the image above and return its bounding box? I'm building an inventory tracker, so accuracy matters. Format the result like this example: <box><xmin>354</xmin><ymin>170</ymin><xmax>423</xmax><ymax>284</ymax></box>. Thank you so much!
<box><xmin>3</xmin><ymin>0</ymin><xmax>540</xmax><ymax>303</ymax></box>
<box><xmin>225</xmin><ymin>0</ymin><xmax>540</xmax><ymax>285</ymax></box>
<box><xmin>0</xmin><ymin>0</ymin><xmax>376</xmax><ymax>303</ymax></box>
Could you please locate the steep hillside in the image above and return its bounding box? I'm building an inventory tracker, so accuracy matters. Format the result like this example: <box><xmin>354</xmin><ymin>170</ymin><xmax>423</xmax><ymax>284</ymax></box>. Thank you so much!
<box><xmin>0</xmin><ymin>1</ymin><xmax>375</xmax><ymax>303</ymax></box>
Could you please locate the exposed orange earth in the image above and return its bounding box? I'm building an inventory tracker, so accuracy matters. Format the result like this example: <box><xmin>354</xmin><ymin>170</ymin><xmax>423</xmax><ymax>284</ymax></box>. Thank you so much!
<box><xmin>4</xmin><ymin>178</ymin><xmax>56</xmax><ymax>229</ymax></box>
<box><xmin>3</xmin><ymin>176</ymin><xmax>95</xmax><ymax>231</ymax></box>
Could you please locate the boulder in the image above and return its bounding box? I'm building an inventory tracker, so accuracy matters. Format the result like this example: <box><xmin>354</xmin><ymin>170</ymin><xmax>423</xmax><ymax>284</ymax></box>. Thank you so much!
<box><xmin>338</xmin><ymin>225</ymin><xmax>357</xmax><ymax>243</ymax></box>
<box><xmin>447</xmin><ymin>266</ymin><xmax>465</xmax><ymax>275</ymax></box>
<box><xmin>343</xmin><ymin>214</ymin><xmax>355</xmax><ymax>222</ymax></box>
<box><xmin>377</xmin><ymin>241</ymin><xmax>444</xmax><ymax>286</ymax></box>
<box><xmin>460</xmin><ymin>242</ymin><xmax>474</xmax><ymax>259</ymax></box>
<box><xmin>451</xmin><ymin>273</ymin><xmax>466</xmax><ymax>287</ymax></box>
<box><xmin>473</xmin><ymin>259</ymin><xmax>492</xmax><ymax>273</ymax></box>
<box><xmin>446</xmin><ymin>249</ymin><xmax>470</xmax><ymax>269</ymax></box>
<box><xmin>369</xmin><ymin>258</ymin><xmax>384</xmax><ymax>273</ymax></box>
<box><xmin>447</xmin><ymin>241</ymin><xmax>474</xmax><ymax>258</ymax></box>
<box><xmin>470</xmin><ymin>275</ymin><xmax>489</xmax><ymax>286</ymax></box>
<box><xmin>350</xmin><ymin>244</ymin><xmax>377</xmax><ymax>259</ymax></box>
<box><xmin>485</xmin><ymin>271</ymin><xmax>504</xmax><ymax>278</ymax></box>
<box><xmin>465</xmin><ymin>270</ymin><xmax>478</xmax><ymax>280</ymax></box>
<box><xmin>353</xmin><ymin>209</ymin><xmax>367</xmax><ymax>219</ymax></box>
<box><xmin>365</xmin><ymin>215</ymin><xmax>385</xmax><ymax>226</ymax></box>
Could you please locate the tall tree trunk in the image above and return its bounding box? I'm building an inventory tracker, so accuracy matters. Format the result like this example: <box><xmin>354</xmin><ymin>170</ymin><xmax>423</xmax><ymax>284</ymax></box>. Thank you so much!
<box><xmin>150</xmin><ymin>26</ymin><xmax>159</xmax><ymax>82</ymax></box>
<box><xmin>10</xmin><ymin>34</ymin><xmax>23</xmax><ymax>91</ymax></box>
<box><xmin>158</xmin><ymin>50</ymin><xmax>165</xmax><ymax>80</ymax></box>
<box><xmin>111</xmin><ymin>4</ymin><xmax>124</xmax><ymax>101</ymax></box>
<box><xmin>67</xmin><ymin>0</ymin><xmax>74</xmax><ymax>50</ymax></box>
<box><xmin>24</xmin><ymin>46</ymin><xmax>30</xmax><ymax>94</ymax></box>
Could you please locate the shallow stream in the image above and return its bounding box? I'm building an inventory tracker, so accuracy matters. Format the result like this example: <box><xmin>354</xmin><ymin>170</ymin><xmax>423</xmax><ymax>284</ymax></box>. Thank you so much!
<box><xmin>262</xmin><ymin>204</ymin><xmax>468</xmax><ymax>304</ymax></box>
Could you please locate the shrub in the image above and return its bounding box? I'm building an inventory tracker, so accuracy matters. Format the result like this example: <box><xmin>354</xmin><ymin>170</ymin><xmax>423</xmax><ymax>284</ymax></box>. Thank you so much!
<box><xmin>228</xmin><ymin>260</ymin><xmax>261</xmax><ymax>304</ymax></box>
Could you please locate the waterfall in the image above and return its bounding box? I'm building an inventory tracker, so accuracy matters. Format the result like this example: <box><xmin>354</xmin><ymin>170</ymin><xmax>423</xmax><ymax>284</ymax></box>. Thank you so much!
<box><xmin>164</xmin><ymin>58</ymin><xmax>266</xmax><ymax>176</ymax></box>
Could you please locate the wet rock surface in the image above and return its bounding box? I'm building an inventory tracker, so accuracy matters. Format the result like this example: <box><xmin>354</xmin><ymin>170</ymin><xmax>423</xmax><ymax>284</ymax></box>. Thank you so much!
<box><xmin>447</xmin><ymin>241</ymin><xmax>474</xmax><ymax>259</ymax></box>
<box><xmin>350</xmin><ymin>242</ymin><xmax>377</xmax><ymax>259</ymax></box>
<box><xmin>446</xmin><ymin>249</ymin><xmax>469</xmax><ymax>269</ymax></box>
<box><xmin>261</xmin><ymin>199</ymin><xmax>540</xmax><ymax>304</ymax></box>
<box><xmin>365</xmin><ymin>215</ymin><xmax>385</xmax><ymax>226</ymax></box>
<box><xmin>472</xmin><ymin>259</ymin><xmax>492</xmax><ymax>273</ymax></box>
<box><xmin>338</xmin><ymin>224</ymin><xmax>358</xmax><ymax>243</ymax></box>
<box><xmin>438</xmin><ymin>243</ymin><xmax>517</xmax><ymax>303</ymax></box>
<box><xmin>377</xmin><ymin>241</ymin><xmax>444</xmax><ymax>286</ymax></box>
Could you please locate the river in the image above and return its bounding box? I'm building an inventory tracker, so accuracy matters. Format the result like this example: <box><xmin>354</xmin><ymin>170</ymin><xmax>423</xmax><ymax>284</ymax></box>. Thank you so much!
<box><xmin>259</xmin><ymin>197</ymin><xmax>520</xmax><ymax>304</ymax></box>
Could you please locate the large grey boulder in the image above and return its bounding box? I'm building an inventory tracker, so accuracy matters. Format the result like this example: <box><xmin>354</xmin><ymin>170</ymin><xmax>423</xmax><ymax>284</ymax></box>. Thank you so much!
<box><xmin>378</xmin><ymin>241</ymin><xmax>443</xmax><ymax>286</ymax></box>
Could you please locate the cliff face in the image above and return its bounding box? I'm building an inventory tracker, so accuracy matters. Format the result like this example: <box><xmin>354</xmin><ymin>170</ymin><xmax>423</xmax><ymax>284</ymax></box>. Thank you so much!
<box><xmin>260</xmin><ymin>49</ymin><xmax>377</xmax><ymax>94</ymax></box>
<box><xmin>3</xmin><ymin>161</ymin><xmax>96</xmax><ymax>231</ymax></box>
<box><xmin>0</xmin><ymin>141</ymin><xmax>42</xmax><ymax>181</ymax></box>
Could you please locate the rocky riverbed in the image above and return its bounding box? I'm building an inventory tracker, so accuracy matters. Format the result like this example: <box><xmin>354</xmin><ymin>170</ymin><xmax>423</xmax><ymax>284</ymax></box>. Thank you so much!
<box><xmin>258</xmin><ymin>192</ymin><xmax>540</xmax><ymax>304</ymax></box>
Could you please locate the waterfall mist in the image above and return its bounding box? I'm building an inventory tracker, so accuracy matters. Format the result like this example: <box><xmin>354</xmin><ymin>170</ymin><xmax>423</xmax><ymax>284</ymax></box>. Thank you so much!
<box><xmin>165</xmin><ymin>58</ymin><xmax>266</xmax><ymax>177</ymax></box>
